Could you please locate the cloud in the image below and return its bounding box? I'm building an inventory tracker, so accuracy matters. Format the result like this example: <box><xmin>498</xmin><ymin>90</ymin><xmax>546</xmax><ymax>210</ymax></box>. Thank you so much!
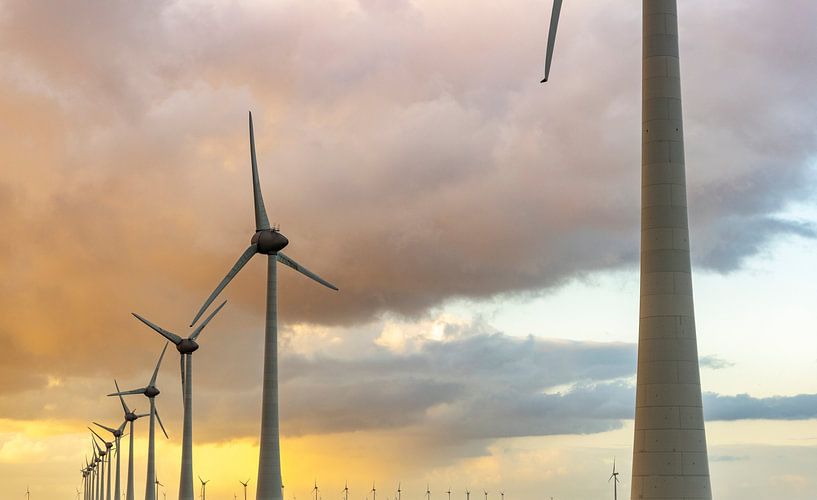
<box><xmin>0</xmin><ymin>0</ymin><xmax>815</xmax><ymax>456</ymax></box>
<box><xmin>704</xmin><ymin>393</ymin><xmax>817</xmax><ymax>421</ymax></box>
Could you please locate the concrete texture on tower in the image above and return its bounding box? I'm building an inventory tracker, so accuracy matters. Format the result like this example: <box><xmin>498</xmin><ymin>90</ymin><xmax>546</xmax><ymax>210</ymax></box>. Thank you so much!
<box><xmin>631</xmin><ymin>1</ymin><xmax>712</xmax><ymax>499</ymax></box>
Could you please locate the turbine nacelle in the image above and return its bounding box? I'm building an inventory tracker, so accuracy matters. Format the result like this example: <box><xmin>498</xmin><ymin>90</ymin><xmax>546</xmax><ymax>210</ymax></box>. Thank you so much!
<box><xmin>145</xmin><ymin>385</ymin><xmax>160</xmax><ymax>398</ymax></box>
<box><xmin>252</xmin><ymin>229</ymin><xmax>289</xmax><ymax>255</ymax></box>
<box><xmin>176</xmin><ymin>338</ymin><xmax>200</xmax><ymax>354</ymax></box>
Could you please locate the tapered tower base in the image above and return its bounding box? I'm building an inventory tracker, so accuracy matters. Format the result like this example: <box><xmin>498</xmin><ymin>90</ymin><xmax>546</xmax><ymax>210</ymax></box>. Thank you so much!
<box><xmin>631</xmin><ymin>1</ymin><xmax>712</xmax><ymax>498</ymax></box>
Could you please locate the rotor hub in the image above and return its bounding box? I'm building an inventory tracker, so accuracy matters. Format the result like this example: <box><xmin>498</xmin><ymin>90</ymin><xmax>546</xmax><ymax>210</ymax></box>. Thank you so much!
<box><xmin>252</xmin><ymin>229</ymin><xmax>289</xmax><ymax>255</ymax></box>
<box><xmin>145</xmin><ymin>386</ymin><xmax>160</xmax><ymax>398</ymax></box>
<box><xmin>125</xmin><ymin>412</ymin><xmax>137</xmax><ymax>422</ymax></box>
<box><xmin>177</xmin><ymin>338</ymin><xmax>199</xmax><ymax>354</ymax></box>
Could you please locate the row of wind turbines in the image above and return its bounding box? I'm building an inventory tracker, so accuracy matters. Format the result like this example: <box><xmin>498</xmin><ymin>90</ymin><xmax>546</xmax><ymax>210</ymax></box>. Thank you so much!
<box><xmin>77</xmin><ymin>112</ymin><xmax>339</xmax><ymax>500</ymax></box>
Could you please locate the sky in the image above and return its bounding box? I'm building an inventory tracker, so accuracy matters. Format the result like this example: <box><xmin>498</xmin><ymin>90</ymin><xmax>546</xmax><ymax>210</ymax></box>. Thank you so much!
<box><xmin>0</xmin><ymin>0</ymin><xmax>816</xmax><ymax>499</ymax></box>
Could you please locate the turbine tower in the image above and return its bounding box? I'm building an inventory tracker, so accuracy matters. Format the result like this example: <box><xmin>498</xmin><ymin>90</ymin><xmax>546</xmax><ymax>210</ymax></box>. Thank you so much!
<box><xmin>89</xmin><ymin>427</ymin><xmax>113</xmax><ymax>500</ymax></box>
<box><xmin>198</xmin><ymin>477</ymin><xmax>210</xmax><ymax>500</ymax></box>
<box><xmin>189</xmin><ymin>111</ymin><xmax>338</xmax><ymax>500</ymax></box>
<box><xmin>109</xmin><ymin>344</ymin><xmax>170</xmax><ymax>500</ymax></box>
<box><xmin>609</xmin><ymin>459</ymin><xmax>621</xmax><ymax>500</ymax></box>
<box><xmin>92</xmin><ymin>435</ymin><xmax>106</xmax><ymax>500</ymax></box>
<box><xmin>543</xmin><ymin>2</ymin><xmax>712</xmax><ymax>498</ymax></box>
<box><xmin>240</xmin><ymin>479</ymin><xmax>250</xmax><ymax>500</ymax></box>
<box><xmin>111</xmin><ymin>380</ymin><xmax>148</xmax><ymax>500</ymax></box>
<box><xmin>131</xmin><ymin>301</ymin><xmax>227</xmax><ymax>500</ymax></box>
<box><xmin>94</xmin><ymin>421</ymin><xmax>127</xmax><ymax>500</ymax></box>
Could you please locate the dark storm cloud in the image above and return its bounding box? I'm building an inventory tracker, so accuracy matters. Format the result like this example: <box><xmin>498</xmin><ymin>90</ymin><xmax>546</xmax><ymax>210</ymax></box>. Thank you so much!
<box><xmin>0</xmin><ymin>0</ymin><xmax>815</xmax><ymax>384</ymax></box>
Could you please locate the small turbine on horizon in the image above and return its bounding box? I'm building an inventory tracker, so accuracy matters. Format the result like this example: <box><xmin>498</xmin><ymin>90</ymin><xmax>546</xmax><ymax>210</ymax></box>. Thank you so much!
<box><xmin>240</xmin><ymin>479</ymin><xmax>250</xmax><ymax>500</ymax></box>
<box><xmin>198</xmin><ymin>476</ymin><xmax>210</xmax><ymax>500</ymax></box>
<box><xmin>609</xmin><ymin>458</ymin><xmax>620</xmax><ymax>500</ymax></box>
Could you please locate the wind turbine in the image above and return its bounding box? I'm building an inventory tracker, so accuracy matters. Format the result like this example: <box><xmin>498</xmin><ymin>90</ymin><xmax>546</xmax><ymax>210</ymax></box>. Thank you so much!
<box><xmin>312</xmin><ymin>481</ymin><xmax>319</xmax><ymax>500</ymax></box>
<box><xmin>25</xmin><ymin>485</ymin><xmax>30</xmax><ymax>500</ymax></box>
<box><xmin>370</xmin><ymin>482</ymin><xmax>376</xmax><ymax>500</ymax></box>
<box><xmin>92</xmin><ymin>435</ymin><xmax>106</xmax><ymax>500</ymax></box>
<box><xmin>465</xmin><ymin>490</ymin><xmax>470</xmax><ymax>500</ymax></box>
<box><xmin>543</xmin><ymin>1</ymin><xmax>713</xmax><ymax>498</ymax></box>
<box><xmin>343</xmin><ymin>481</ymin><xmax>349</xmax><ymax>500</ymax></box>
<box><xmin>240</xmin><ymin>479</ymin><xmax>250</xmax><ymax>500</ymax></box>
<box><xmin>445</xmin><ymin>488</ymin><xmax>451</xmax><ymax>500</ymax></box>
<box><xmin>131</xmin><ymin>301</ymin><xmax>226</xmax><ymax>500</ymax></box>
<box><xmin>499</xmin><ymin>492</ymin><xmax>504</xmax><ymax>500</ymax></box>
<box><xmin>395</xmin><ymin>482</ymin><xmax>400</xmax><ymax>500</ymax></box>
<box><xmin>155</xmin><ymin>479</ymin><xmax>164</xmax><ymax>500</ymax></box>
<box><xmin>426</xmin><ymin>485</ymin><xmax>430</xmax><ymax>500</ymax></box>
<box><xmin>483</xmin><ymin>491</ymin><xmax>487</xmax><ymax>500</ymax></box>
<box><xmin>608</xmin><ymin>459</ymin><xmax>620</xmax><ymax>500</ymax></box>
<box><xmin>89</xmin><ymin>427</ymin><xmax>113</xmax><ymax>500</ymax></box>
<box><xmin>109</xmin><ymin>344</ymin><xmax>170</xmax><ymax>500</ymax></box>
<box><xmin>94</xmin><ymin>421</ymin><xmax>127</xmax><ymax>500</ymax></box>
<box><xmin>198</xmin><ymin>477</ymin><xmax>210</xmax><ymax>500</ymax></box>
<box><xmin>189</xmin><ymin>111</ymin><xmax>338</xmax><ymax>500</ymax></box>
<box><xmin>110</xmin><ymin>380</ymin><xmax>148</xmax><ymax>500</ymax></box>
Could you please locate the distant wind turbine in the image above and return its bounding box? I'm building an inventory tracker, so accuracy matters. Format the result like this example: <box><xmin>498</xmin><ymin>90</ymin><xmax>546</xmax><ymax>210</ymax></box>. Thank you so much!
<box><xmin>426</xmin><ymin>485</ymin><xmax>430</xmax><ymax>500</ymax></box>
<box><xmin>608</xmin><ymin>459</ymin><xmax>620</xmax><ymax>500</ymax></box>
<box><xmin>465</xmin><ymin>490</ymin><xmax>470</xmax><ymax>500</ymax></box>
<box><xmin>240</xmin><ymin>479</ymin><xmax>250</xmax><ymax>500</ymax></box>
<box><xmin>155</xmin><ymin>478</ymin><xmax>164</xmax><ymax>500</ymax></box>
<box><xmin>91</xmin><ymin>435</ymin><xmax>106</xmax><ymax>500</ymax></box>
<box><xmin>110</xmin><ymin>380</ymin><xmax>148</xmax><ymax>500</ymax></box>
<box><xmin>131</xmin><ymin>301</ymin><xmax>226</xmax><ymax>500</ymax></box>
<box><xmin>89</xmin><ymin>427</ymin><xmax>113</xmax><ymax>500</ymax></box>
<box><xmin>312</xmin><ymin>481</ymin><xmax>319</xmax><ymax>500</ymax></box>
<box><xmin>94</xmin><ymin>421</ymin><xmax>127</xmax><ymax>500</ymax></box>
<box><xmin>198</xmin><ymin>476</ymin><xmax>210</xmax><ymax>500</ymax></box>
<box><xmin>371</xmin><ymin>482</ymin><xmax>376</xmax><ymax>500</ymax></box>
<box><xmin>190</xmin><ymin>111</ymin><xmax>338</xmax><ymax>500</ymax></box>
<box><xmin>344</xmin><ymin>481</ymin><xmax>350</xmax><ymax>500</ymax></box>
<box><xmin>446</xmin><ymin>488</ymin><xmax>451</xmax><ymax>500</ymax></box>
<box><xmin>395</xmin><ymin>482</ymin><xmax>400</xmax><ymax>500</ymax></box>
<box><xmin>109</xmin><ymin>344</ymin><xmax>170</xmax><ymax>500</ymax></box>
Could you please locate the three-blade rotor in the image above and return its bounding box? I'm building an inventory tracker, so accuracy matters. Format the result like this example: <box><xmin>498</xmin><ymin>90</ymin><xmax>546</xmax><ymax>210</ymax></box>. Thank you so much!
<box><xmin>189</xmin><ymin>112</ymin><xmax>338</xmax><ymax>328</ymax></box>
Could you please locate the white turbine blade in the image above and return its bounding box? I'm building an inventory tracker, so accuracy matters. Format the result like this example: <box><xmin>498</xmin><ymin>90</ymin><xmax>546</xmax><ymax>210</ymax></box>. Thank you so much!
<box><xmin>249</xmin><ymin>111</ymin><xmax>271</xmax><ymax>231</ymax></box>
<box><xmin>190</xmin><ymin>300</ymin><xmax>227</xmax><ymax>341</ymax></box>
<box><xmin>155</xmin><ymin>409</ymin><xmax>169</xmax><ymax>439</ymax></box>
<box><xmin>277</xmin><ymin>252</ymin><xmax>339</xmax><ymax>291</ymax></box>
<box><xmin>149</xmin><ymin>342</ymin><xmax>169</xmax><ymax>387</ymax></box>
<box><xmin>108</xmin><ymin>387</ymin><xmax>146</xmax><ymax>397</ymax></box>
<box><xmin>542</xmin><ymin>0</ymin><xmax>563</xmax><ymax>83</ymax></box>
<box><xmin>136</xmin><ymin>413</ymin><xmax>150</xmax><ymax>418</ymax></box>
<box><xmin>113</xmin><ymin>380</ymin><xmax>131</xmax><ymax>414</ymax></box>
<box><xmin>117</xmin><ymin>420</ymin><xmax>127</xmax><ymax>434</ymax></box>
<box><xmin>93</xmin><ymin>422</ymin><xmax>117</xmax><ymax>435</ymax></box>
<box><xmin>131</xmin><ymin>313</ymin><xmax>183</xmax><ymax>345</ymax></box>
<box><xmin>190</xmin><ymin>244</ymin><xmax>258</xmax><ymax>326</ymax></box>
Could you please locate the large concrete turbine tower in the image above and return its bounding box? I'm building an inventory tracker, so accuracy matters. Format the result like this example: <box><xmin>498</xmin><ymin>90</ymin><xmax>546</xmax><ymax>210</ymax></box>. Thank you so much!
<box><xmin>131</xmin><ymin>301</ymin><xmax>227</xmax><ymax>500</ymax></box>
<box><xmin>190</xmin><ymin>112</ymin><xmax>338</xmax><ymax>500</ymax></box>
<box><xmin>543</xmin><ymin>1</ymin><xmax>712</xmax><ymax>498</ymax></box>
